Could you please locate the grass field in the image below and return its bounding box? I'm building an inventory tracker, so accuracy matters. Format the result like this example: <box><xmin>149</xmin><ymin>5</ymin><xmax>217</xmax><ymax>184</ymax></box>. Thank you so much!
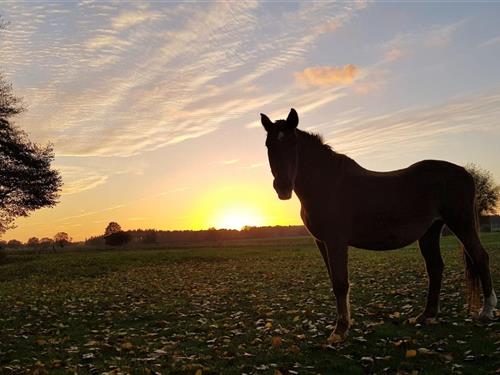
<box><xmin>1</xmin><ymin>234</ymin><xmax>499</xmax><ymax>374</ymax></box>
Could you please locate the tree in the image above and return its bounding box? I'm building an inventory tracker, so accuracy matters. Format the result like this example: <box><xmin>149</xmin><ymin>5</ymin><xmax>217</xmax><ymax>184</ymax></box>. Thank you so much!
<box><xmin>7</xmin><ymin>239</ymin><xmax>22</xmax><ymax>248</ymax></box>
<box><xmin>39</xmin><ymin>237</ymin><xmax>54</xmax><ymax>250</ymax></box>
<box><xmin>27</xmin><ymin>237</ymin><xmax>40</xmax><ymax>247</ymax></box>
<box><xmin>54</xmin><ymin>232</ymin><xmax>71</xmax><ymax>248</ymax></box>
<box><xmin>0</xmin><ymin>20</ymin><xmax>62</xmax><ymax>235</ymax></box>
<box><xmin>105</xmin><ymin>222</ymin><xmax>122</xmax><ymax>236</ymax></box>
<box><xmin>465</xmin><ymin>164</ymin><xmax>499</xmax><ymax>215</ymax></box>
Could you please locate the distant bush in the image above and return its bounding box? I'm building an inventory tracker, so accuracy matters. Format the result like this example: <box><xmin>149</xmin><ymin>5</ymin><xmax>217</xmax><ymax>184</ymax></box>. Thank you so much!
<box><xmin>105</xmin><ymin>231</ymin><xmax>131</xmax><ymax>247</ymax></box>
<box><xmin>54</xmin><ymin>232</ymin><xmax>71</xmax><ymax>248</ymax></box>
<box><xmin>0</xmin><ymin>247</ymin><xmax>6</xmax><ymax>264</ymax></box>
<box><xmin>7</xmin><ymin>239</ymin><xmax>22</xmax><ymax>248</ymax></box>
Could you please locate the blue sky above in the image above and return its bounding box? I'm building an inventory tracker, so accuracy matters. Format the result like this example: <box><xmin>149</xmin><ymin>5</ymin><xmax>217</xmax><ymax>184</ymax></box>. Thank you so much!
<box><xmin>1</xmin><ymin>1</ymin><xmax>500</xmax><ymax>240</ymax></box>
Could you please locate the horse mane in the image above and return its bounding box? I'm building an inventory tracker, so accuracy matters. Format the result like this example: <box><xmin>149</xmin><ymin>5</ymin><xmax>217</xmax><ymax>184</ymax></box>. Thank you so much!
<box><xmin>297</xmin><ymin>129</ymin><xmax>337</xmax><ymax>156</ymax></box>
<box><xmin>296</xmin><ymin>129</ymin><xmax>359</xmax><ymax>171</ymax></box>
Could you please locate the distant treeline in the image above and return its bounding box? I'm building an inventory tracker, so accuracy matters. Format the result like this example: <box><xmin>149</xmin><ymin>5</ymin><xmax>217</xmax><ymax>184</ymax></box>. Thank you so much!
<box><xmin>2</xmin><ymin>215</ymin><xmax>499</xmax><ymax>251</ymax></box>
<box><xmin>85</xmin><ymin>225</ymin><xmax>309</xmax><ymax>246</ymax></box>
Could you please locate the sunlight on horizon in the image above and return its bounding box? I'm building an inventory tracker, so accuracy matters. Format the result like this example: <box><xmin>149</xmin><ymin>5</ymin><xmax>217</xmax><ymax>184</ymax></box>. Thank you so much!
<box><xmin>187</xmin><ymin>183</ymin><xmax>299</xmax><ymax>232</ymax></box>
<box><xmin>213</xmin><ymin>205</ymin><xmax>264</xmax><ymax>230</ymax></box>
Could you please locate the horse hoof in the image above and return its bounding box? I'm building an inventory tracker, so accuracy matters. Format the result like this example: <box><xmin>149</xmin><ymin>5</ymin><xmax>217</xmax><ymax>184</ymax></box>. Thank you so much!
<box><xmin>410</xmin><ymin>313</ymin><xmax>438</xmax><ymax>325</ymax></box>
<box><xmin>327</xmin><ymin>332</ymin><xmax>346</xmax><ymax>344</ymax></box>
<box><xmin>478</xmin><ymin>309</ymin><xmax>495</xmax><ymax>321</ymax></box>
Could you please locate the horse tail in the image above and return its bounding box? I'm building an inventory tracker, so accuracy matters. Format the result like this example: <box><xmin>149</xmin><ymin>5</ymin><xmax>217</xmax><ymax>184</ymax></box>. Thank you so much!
<box><xmin>462</xmin><ymin>197</ymin><xmax>482</xmax><ymax>313</ymax></box>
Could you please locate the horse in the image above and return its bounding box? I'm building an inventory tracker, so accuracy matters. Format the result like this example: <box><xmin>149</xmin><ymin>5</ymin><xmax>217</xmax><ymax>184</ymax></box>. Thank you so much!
<box><xmin>260</xmin><ymin>108</ymin><xmax>497</xmax><ymax>342</ymax></box>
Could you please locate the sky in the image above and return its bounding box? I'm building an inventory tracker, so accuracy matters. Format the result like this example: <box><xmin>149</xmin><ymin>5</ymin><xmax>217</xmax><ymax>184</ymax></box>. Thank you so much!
<box><xmin>1</xmin><ymin>1</ymin><xmax>500</xmax><ymax>242</ymax></box>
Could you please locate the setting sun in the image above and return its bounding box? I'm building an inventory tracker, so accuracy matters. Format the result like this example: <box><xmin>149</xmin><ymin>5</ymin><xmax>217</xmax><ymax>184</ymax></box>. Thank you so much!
<box><xmin>213</xmin><ymin>206</ymin><xmax>264</xmax><ymax>230</ymax></box>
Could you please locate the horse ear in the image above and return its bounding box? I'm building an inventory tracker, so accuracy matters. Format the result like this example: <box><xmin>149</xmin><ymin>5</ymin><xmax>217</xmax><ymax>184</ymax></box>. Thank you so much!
<box><xmin>286</xmin><ymin>108</ymin><xmax>298</xmax><ymax>129</ymax></box>
<box><xmin>260</xmin><ymin>113</ymin><xmax>273</xmax><ymax>132</ymax></box>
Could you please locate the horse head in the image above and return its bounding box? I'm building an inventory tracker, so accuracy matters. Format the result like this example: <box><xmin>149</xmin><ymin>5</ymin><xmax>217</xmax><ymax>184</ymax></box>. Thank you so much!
<box><xmin>260</xmin><ymin>108</ymin><xmax>299</xmax><ymax>200</ymax></box>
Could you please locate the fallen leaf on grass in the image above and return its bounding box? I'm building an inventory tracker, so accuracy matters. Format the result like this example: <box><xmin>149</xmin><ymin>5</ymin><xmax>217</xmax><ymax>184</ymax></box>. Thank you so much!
<box><xmin>405</xmin><ymin>349</ymin><xmax>417</xmax><ymax>358</ymax></box>
<box><xmin>271</xmin><ymin>336</ymin><xmax>282</xmax><ymax>347</ymax></box>
<box><xmin>417</xmin><ymin>347</ymin><xmax>434</xmax><ymax>355</ymax></box>
<box><xmin>121</xmin><ymin>341</ymin><xmax>134</xmax><ymax>350</ymax></box>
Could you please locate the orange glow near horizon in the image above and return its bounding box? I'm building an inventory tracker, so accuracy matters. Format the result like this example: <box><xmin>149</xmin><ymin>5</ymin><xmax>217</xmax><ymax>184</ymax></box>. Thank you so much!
<box><xmin>213</xmin><ymin>205</ymin><xmax>264</xmax><ymax>230</ymax></box>
<box><xmin>186</xmin><ymin>183</ymin><xmax>300</xmax><ymax>233</ymax></box>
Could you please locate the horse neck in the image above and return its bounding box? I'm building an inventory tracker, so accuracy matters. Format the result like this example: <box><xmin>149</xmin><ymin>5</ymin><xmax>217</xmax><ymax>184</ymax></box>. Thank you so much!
<box><xmin>294</xmin><ymin>131</ymin><xmax>350</xmax><ymax>201</ymax></box>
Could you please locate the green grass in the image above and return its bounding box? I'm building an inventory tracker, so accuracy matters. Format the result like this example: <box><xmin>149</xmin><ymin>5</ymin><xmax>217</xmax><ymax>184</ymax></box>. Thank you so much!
<box><xmin>1</xmin><ymin>234</ymin><xmax>499</xmax><ymax>374</ymax></box>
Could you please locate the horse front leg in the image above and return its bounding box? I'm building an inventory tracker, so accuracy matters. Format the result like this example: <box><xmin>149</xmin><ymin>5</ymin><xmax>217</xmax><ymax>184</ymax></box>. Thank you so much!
<box><xmin>315</xmin><ymin>240</ymin><xmax>331</xmax><ymax>279</ymax></box>
<box><xmin>325</xmin><ymin>241</ymin><xmax>350</xmax><ymax>342</ymax></box>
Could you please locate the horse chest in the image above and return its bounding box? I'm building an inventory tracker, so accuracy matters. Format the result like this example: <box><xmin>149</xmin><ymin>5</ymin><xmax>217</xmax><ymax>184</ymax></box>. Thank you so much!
<box><xmin>300</xmin><ymin>204</ymin><xmax>345</xmax><ymax>241</ymax></box>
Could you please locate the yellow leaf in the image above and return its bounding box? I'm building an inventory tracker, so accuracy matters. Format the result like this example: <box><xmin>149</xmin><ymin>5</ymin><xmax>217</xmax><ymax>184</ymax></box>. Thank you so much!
<box><xmin>265</xmin><ymin>322</ymin><xmax>273</xmax><ymax>329</ymax></box>
<box><xmin>121</xmin><ymin>341</ymin><xmax>133</xmax><ymax>350</ymax></box>
<box><xmin>194</xmin><ymin>370</ymin><xmax>202</xmax><ymax>375</ymax></box>
<box><xmin>406</xmin><ymin>349</ymin><xmax>417</xmax><ymax>358</ymax></box>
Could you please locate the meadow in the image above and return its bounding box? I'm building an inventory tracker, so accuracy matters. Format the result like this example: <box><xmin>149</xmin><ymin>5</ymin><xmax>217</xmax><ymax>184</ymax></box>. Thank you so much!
<box><xmin>0</xmin><ymin>234</ymin><xmax>499</xmax><ymax>374</ymax></box>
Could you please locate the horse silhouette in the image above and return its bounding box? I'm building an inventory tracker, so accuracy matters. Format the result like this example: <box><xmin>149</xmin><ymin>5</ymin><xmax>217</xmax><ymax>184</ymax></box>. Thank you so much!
<box><xmin>261</xmin><ymin>108</ymin><xmax>496</xmax><ymax>342</ymax></box>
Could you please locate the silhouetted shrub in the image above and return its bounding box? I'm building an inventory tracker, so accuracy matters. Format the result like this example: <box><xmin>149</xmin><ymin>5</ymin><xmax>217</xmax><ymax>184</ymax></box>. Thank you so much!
<box><xmin>105</xmin><ymin>231</ymin><xmax>131</xmax><ymax>247</ymax></box>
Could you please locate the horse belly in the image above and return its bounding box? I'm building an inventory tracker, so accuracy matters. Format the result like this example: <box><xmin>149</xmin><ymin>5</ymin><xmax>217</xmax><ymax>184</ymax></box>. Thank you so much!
<box><xmin>350</xmin><ymin>217</ymin><xmax>434</xmax><ymax>250</ymax></box>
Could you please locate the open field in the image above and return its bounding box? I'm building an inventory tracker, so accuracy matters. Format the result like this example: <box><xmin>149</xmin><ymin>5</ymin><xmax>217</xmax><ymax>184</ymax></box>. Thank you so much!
<box><xmin>1</xmin><ymin>234</ymin><xmax>499</xmax><ymax>374</ymax></box>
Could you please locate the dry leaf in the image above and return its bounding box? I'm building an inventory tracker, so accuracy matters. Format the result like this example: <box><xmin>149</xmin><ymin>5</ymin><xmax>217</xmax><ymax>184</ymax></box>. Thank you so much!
<box><xmin>271</xmin><ymin>336</ymin><xmax>282</xmax><ymax>347</ymax></box>
<box><xmin>406</xmin><ymin>349</ymin><xmax>417</xmax><ymax>358</ymax></box>
<box><xmin>121</xmin><ymin>341</ymin><xmax>134</xmax><ymax>350</ymax></box>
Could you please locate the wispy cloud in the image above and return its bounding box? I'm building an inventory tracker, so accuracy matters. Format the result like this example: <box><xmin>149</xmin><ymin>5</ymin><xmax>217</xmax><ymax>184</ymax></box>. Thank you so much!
<box><xmin>326</xmin><ymin>90</ymin><xmax>500</xmax><ymax>159</ymax></box>
<box><xmin>480</xmin><ymin>35</ymin><xmax>500</xmax><ymax>47</ymax></box>
<box><xmin>111</xmin><ymin>9</ymin><xmax>158</xmax><ymax>30</ymax></box>
<box><xmin>381</xmin><ymin>20</ymin><xmax>464</xmax><ymax>62</ymax></box>
<box><xmin>1</xmin><ymin>1</ymin><xmax>366</xmax><ymax>158</ymax></box>
<box><xmin>295</xmin><ymin>65</ymin><xmax>359</xmax><ymax>87</ymax></box>
<box><xmin>384</xmin><ymin>47</ymin><xmax>403</xmax><ymax>62</ymax></box>
<box><xmin>58</xmin><ymin>166</ymin><xmax>109</xmax><ymax>195</ymax></box>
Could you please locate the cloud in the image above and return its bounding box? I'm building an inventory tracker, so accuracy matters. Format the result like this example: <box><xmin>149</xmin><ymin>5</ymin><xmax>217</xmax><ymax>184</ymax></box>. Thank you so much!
<box><xmin>295</xmin><ymin>65</ymin><xmax>358</xmax><ymax>87</ymax></box>
<box><xmin>57</xmin><ymin>166</ymin><xmax>109</xmax><ymax>195</ymax></box>
<box><xmin>218</xmin><ymin>159</ymin><xmax>240</xmax><ymax>165</ymax></box>
<box><xmin>480</xmin><ymin>35</ymin><xmax>500</xmax><ymax>47</ymax></box>
<box><xmin>1</xmin><ymin>2</ymin><xmax>367</xmax><ymax>157</ymax></box>
<box><xmin>384</xmin><ymin>47</ymin><xmax>403</xmax><ymax>62</ymax></box>
<box><xmin>352</xmin><ymin>69</ymin><xmax>386</xmax><ymax>95</ymax></box>
<box><xmin>313</xmin><ymin>19</ymin><xmax>343</xmax><ymax>35</ymax></box>
<box><xmin>325</xmin><ymin>90</ymin><xmax>500</xmax><ymax>159</ymax></box>
<box><xmin>381</xmin><ymin>20</ymin><xmax>464</xmax><ymax>63</ymax></box>
<box><xmin>85</xmin><ymin>34</ymin><xmax>131</xmax><ymax>50</ymax></box>
<box><xmin>111</xmin><ymin>10</ymin><xmax>157</xmax><ymax>30</ymax></box>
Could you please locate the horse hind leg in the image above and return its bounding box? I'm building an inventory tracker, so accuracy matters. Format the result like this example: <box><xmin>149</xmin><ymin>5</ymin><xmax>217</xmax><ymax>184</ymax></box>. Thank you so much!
<box><xmin>415</xmin><ymin>220</ymin><xmax>445</xmax><ymax>323</ymax></box>
<box><xmin>445</xmin><ymin>215</ymin><xmax>497</xmax><ymax>319</ymax></box>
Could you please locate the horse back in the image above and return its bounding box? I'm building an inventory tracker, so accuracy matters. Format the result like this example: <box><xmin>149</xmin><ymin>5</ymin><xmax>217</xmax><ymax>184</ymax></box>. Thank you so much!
<box><xmin>342</xmin><ymin>160</ymin><xmax>473</xmax><ymax>249</ymax></box>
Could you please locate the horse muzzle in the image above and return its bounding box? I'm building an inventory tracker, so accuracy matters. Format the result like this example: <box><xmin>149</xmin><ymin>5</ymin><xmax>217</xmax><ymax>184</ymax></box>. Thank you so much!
<box><xmin>273</xmin><ymin>179</ymin><xmax>293</xmax><ymax>200</ymax></box>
